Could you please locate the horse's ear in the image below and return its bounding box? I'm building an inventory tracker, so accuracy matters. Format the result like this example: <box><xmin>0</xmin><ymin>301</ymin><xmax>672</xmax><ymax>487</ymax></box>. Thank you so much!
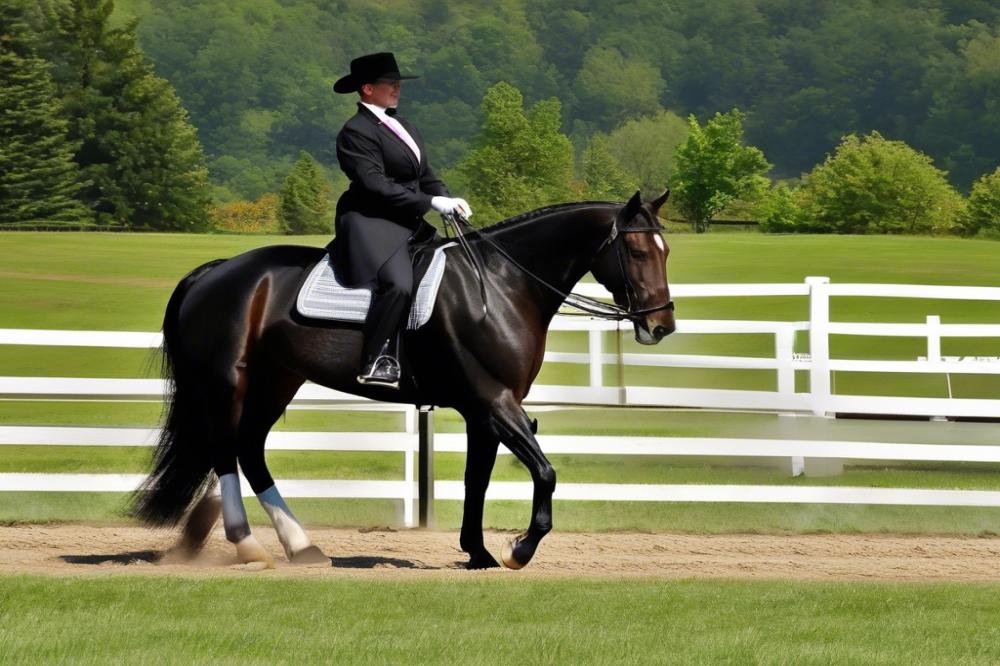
<box><xmin>649</xmin><ymin>188</ymin><xmax>670</xmax><ymax>215</ymax></box>
<box><xmin>622</xmin><ymin>190</ymin><xmax>642</xmax><ymax>219</ymax></box>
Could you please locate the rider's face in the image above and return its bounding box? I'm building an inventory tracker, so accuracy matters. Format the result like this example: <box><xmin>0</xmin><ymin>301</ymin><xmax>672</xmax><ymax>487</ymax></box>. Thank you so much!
<box><xmin>362</xmin><ymin>79</ymin><xmax>401</xmax><ymax>108</ymax></box>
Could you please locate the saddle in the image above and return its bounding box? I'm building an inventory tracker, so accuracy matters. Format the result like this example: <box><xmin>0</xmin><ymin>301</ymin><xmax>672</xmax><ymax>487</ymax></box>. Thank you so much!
<box><xmin>296</xmin><ymin>241</ymin><xmax>455</xmax><ymax>328</ymax></box>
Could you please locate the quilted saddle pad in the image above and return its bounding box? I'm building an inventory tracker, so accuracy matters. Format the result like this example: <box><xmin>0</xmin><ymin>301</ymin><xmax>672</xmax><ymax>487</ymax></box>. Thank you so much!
<box><xmin>295</xmin><ymin>243</ymin><xmax>454</xmax><ymax>329</ymax></box>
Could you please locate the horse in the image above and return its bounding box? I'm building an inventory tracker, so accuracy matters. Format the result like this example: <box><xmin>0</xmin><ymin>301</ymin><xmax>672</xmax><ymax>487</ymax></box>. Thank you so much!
<box><xmin>130</xmin><ymin>189</ymin><xmax>675</xmax><ymax>570</ymax></box>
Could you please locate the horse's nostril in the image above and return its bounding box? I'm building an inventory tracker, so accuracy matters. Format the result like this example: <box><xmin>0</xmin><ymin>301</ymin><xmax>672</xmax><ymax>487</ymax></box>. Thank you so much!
<box><xmin>653</xmin><ymin>325</ymin><xmax>674</xmax><ymax>339</ymax></box>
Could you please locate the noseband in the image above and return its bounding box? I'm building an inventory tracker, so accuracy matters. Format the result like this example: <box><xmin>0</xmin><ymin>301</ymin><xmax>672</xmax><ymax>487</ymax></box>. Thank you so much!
<box><xmin>443</xmin><ymin>209</ymin><xmax>675</xmax><ymax>323</ymax></box>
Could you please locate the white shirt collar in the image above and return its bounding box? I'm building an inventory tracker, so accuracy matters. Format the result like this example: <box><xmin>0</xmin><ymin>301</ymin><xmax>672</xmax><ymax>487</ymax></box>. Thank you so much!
<box><xmin>361</xmin><ymin>102</ymin><xmax>397</xmax><ymax>121</ymax></box>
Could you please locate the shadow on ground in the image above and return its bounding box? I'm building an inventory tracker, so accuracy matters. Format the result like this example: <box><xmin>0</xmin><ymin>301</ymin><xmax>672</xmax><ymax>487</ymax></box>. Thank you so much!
<box><xmin>60</xmin><ymin>550</ymin><xmax>163</xmax><ymax>565</ymax></box>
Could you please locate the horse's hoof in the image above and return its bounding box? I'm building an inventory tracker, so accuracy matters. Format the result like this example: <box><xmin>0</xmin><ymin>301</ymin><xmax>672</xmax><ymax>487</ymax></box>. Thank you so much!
<box><xmin>466</xmin><ymin>549</ymin><xmax>501</xmax><ymax>570</ymax></box>
<box><xmin>235</xmin><ymin>536</ymin><xmax>275</xmax><ymax>569</ymax></box>
<box><xmin>290</xmin><ymin>545</ymin><xmax>329</xmax><ymax>566</ymax></box>
<box><xmin>500</xmin><ymin>537</ymin><xmax>526</xmax><ymax>570</ymax></box>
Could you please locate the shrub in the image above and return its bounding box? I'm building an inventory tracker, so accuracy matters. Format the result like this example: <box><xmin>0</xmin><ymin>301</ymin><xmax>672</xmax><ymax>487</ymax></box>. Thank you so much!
<box><xmin>962</xmin><ymin>167</ymin><xmax>1000</xmax><ymax>237</ymax></box>
<box><xmin>210</xmin><ymin>194</ymin><xmax>281</xmax><ymax>233</ymax></box>
<box><xmin>755</xmin><ymin>183</ymin><xmax>806</xmax><ymax>233</ymax></box>
<box><xmin>799</xmin><ymin>133</ymin><xmax>964</xmax><ymax>235</ymax></box>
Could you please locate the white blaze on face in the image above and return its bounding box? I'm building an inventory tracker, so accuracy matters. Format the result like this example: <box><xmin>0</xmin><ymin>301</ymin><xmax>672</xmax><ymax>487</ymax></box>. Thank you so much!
<box><xmin>653</xmin><ymin>234</ymin><xmax>665</xmax><ymax>252</ymax></box>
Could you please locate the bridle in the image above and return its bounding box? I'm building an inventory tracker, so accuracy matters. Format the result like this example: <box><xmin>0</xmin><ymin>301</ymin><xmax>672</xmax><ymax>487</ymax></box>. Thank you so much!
<box><xmin>442</xmin><ymin>208</ymin><xmax>675</xmax><ymax>323</ymax></box>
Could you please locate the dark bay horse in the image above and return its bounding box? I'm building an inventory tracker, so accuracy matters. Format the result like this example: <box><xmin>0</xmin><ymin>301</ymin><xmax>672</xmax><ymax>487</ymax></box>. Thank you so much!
<box><xmin>131</xmin><ymin>189</ymin><xmax>675</xmax><ymax>570</ymax></box>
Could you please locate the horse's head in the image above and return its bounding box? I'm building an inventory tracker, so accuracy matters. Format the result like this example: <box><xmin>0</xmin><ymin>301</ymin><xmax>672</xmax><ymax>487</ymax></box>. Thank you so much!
<box><xmin>591</xmin><ymin>189</ymin><xmax>675</xmax><ymax>345</ymax></box>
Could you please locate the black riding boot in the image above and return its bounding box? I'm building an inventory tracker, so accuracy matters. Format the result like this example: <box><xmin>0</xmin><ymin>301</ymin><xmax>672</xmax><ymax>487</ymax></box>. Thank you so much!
<box><xmin>357</xmin><ymin>337</ymin><xmax>401</xmax><ymax>389</ymax></box>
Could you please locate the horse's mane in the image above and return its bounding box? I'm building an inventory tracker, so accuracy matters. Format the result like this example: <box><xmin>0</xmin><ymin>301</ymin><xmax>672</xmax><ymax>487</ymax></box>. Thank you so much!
<box><xmin>481</xmin><ymin>201</ymin><xmax>620</xmax><ymax>234</ymax></box>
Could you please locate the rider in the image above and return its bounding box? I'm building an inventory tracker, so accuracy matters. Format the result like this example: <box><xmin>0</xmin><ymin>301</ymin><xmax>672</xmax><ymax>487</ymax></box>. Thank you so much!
<box><xmin>329</xmin><ymin>52</ymin><xmax>471</xmax><ymax>389</ymax></box>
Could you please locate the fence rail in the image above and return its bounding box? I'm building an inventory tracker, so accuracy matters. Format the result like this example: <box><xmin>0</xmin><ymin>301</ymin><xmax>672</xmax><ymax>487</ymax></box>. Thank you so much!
<box><xmin>2</xmin><ymin>277</ymin><xmax>998</xmax><ymax>523</ymax></box>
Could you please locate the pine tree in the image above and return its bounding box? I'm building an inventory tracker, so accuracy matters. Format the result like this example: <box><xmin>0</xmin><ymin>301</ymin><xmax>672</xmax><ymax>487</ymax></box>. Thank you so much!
<box><xmin>38</xmin><ymin>0</ymin><xmax>211</xmax><ymax>230</ymax></box>
<box><xmin>278</xmin><ymin>152</ymin><xmax>331</xmax><ymax>235</ymax></box>
<box><xmin>0</xmin><ymin>0</ymin><xmax>88</xmax><ymax>226</ymax></box>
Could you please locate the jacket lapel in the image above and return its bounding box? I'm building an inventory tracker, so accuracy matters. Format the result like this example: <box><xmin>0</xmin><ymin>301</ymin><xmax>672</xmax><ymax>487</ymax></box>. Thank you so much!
<box><xmin>356</xmin><ymin>104</ymin><xmax>420</xmax><ymax>172</ymax></box>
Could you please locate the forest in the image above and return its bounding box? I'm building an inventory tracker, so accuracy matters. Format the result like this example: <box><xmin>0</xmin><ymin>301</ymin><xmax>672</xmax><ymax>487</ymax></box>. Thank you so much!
<box><xmin>117</xmin><ymin>0</ymin><xmax>1000</xmax><ymax>196</ymax></box>
<box><xmin>3</xmin><ymin>0</ymin><xmax>1000</xmax><ymax>234</ymax></box>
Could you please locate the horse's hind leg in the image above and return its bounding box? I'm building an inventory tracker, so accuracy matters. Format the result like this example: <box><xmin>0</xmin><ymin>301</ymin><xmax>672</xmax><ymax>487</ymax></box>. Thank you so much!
<box><xmin>237</xmin><ymin>369</ymin><xmax>327</xmax><ymax>564</ymax></box>
<box><xmin>204</xmin><ymin>377</ymin><xmax>275</xmax><ymax>568</ymax></box>
<box><xmin>175</xmin><ymin>492</ymin><xmax>222</xmax><ymax>556</ymax></box>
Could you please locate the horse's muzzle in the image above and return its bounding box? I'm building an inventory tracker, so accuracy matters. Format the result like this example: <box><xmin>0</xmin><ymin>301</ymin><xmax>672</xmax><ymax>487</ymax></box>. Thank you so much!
<box><xmin>652</xmin><ymin>323</ymin><xmax>675</xmax><ymax>340</ymax></box>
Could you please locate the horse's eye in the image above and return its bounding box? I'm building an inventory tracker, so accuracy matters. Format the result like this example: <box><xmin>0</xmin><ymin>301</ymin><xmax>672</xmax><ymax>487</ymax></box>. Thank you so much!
<box><xmin>629</xmin><ymin>248</ymin><xmax>648</xmax><ymax>259</ymax></box>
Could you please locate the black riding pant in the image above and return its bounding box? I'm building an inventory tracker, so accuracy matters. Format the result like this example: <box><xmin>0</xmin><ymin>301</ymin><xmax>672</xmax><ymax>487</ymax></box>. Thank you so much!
<box><xmin>362</xmin><ymin>244</ymin><xmax>412</xmax><ymax>364</ymax></box>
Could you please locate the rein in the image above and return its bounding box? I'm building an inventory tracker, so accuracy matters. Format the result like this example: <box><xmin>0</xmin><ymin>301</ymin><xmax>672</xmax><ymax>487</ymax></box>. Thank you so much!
<box><xmin>441</xmin><ymin>211</ymin><xmax>674</xmax><ymax>322</ymax></box>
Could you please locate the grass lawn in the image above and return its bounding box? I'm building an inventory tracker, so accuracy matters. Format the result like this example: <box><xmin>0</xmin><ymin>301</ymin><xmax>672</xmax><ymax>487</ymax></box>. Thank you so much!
<box><xmin>3</xmin><ymin>575</ymin><xmax>1000</xmax><ymax>664</ymax></box>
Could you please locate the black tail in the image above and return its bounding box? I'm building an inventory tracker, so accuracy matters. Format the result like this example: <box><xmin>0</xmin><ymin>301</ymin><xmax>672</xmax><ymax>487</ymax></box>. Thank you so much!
<box><xmin>129</xmin><ymin>259</ymin><xmax>228</xmax><ymax>526</ymax></box>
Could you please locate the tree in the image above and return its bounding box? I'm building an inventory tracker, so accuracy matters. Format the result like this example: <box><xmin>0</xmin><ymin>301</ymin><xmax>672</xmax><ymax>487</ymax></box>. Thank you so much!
<box><xmin>452</xmin><ymin>82</ymin><xmax>574</xmax><ymax>224</ymax></box>
<box><xmin>0</xmin><ymin>0</ymin><xmax>88</xmax><ymax>226</ymax></box>
<box><xmin>605</xmin><ymin>109</ymin><xmax>689</xmax><ymax>195</ymax></box>
<box><xmin>581</xmin><ymin>135</ymin><xmax>638</xmax><ymax>201</ymax></box>
<box><xmin>671</xmin><ymin>109</ymin><xmax>771</xmax><ymax>232</ymax></box>
<box><xmin>573</xmin><ymin>46</ymin><xmax>665</xmax><ymax>130</ymax></box>
<box><xmin>962</xmin><ymin>167</ymin><xmax>1000</xmax><ymax>237</ymax></box>
<box><xmin>38</xmin><ymin>0</ymin><xmax>211</xmax><ymax>230</ymax></box>
<box><xmin>278</xmin><ymin>151</ymin><xmax>331</xmax><ymax>234</ymax></box>
<box><xmin>798</xmin><ymin>132</ymin><xmax>964</xmax><ymax>235</ymax></box>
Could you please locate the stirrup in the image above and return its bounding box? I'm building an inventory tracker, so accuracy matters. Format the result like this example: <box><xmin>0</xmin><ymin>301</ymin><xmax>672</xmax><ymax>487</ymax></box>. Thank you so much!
<box><xmin>357</xmin><ymin>354</ymin><xmax>401</xmax><ymax>389</ymax></box>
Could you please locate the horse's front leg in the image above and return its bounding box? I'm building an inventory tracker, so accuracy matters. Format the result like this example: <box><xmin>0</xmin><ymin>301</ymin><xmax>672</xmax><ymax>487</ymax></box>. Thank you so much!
<box><xmin>488</xmin><ymin>397</ymin><xmax>555</xmax><ymax>569</ymax></box>
<box><xmin>460</xmin><ymin>417</ymin><xmax>501</xmax><ymax>569</ymax></box>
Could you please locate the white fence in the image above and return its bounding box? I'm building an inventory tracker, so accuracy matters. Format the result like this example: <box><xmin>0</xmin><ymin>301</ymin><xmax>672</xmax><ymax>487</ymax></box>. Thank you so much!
<box><xmin>2</xmin><ymin>277</ymin><xmax>999</xmax><ymax>525</ymax></box>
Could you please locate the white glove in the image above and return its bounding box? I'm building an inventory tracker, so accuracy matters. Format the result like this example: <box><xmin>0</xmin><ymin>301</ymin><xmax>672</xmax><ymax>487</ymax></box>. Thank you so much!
<box><xmin>431</xmin><ymin>196</ymin><xmax>473</xmax><ymax>217</ymax></box>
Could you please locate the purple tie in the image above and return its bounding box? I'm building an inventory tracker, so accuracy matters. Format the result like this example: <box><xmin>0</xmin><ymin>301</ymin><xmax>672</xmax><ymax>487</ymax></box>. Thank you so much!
<box><xmin>381</xmin><ymin>115</ymin><xmax>420</xmax><ymax>163</ymax></box>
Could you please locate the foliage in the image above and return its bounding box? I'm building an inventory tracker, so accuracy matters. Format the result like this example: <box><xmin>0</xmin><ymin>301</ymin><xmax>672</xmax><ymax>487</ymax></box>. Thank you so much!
<box><xmin>798</xmin><ymin>133</ymin><xmax>965</xmax><ymax>235</ymax></box>
<box><xmin>962</xmin><ymin>167</ymin><xmax>1000</xmax><ymax>238</ymax></box>
<box><xmin>93</xmin><ymin>0</ymin><xmax>1000</xmax><ymax>198</ymax></box>
<box><xmin>0</xmin><ymin>0</ymin><xmax>88</xmax><ymax>226</ymax></box>
<box><xmin>754</xmin><ymin>183</ymin><xmax>805</xmax><ymax>233</ymax></box>
<box><xmin>277</xmin><ymin>151</ymin><xmax>332</xmax><ymax>235</ymax></box>
<box><xmin>452</xmin><ymin>82</ymin><xmax>574</xmax><ymax>224</ymax></box>
<box><xmin>37</xmin><ymin>0</ymin><xmax>211</xmax><ymax>231</ymax></box>
<box><xmin>581</xmin><ymin>135</ymin><xmax>638</xmax><ymax>201</ymax></box>
<box><xmin>671</xmin><ymin>109</ymin><xmax>771</xmax><ymax>232</ymax></box>
<box><xmin>604</xmin><ymin>110</ymin><xmax>689</xmax><ymax>196</ymax></box>
<box><xmin>573</xmin><ymin>46</ymin><xmax>665</xmax><ymax>130</ymax></box>
<box><xmin>210</xmin><ymin>193</ymin><xmax>280</xmax><ymax>234</ymax></box>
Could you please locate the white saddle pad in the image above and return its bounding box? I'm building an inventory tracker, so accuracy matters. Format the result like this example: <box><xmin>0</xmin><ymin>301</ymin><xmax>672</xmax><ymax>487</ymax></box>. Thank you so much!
<box><xmin>296</xmin><ymin>243</ymin><xmax>454</xmax><ymax>329</ymax></box>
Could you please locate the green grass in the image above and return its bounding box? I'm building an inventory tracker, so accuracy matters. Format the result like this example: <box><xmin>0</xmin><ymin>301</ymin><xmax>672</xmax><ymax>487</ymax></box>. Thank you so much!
<box><xmin>3</xmin><ymin>575</ymin><xmax>1000</xmax><ymax>664</ymax></box>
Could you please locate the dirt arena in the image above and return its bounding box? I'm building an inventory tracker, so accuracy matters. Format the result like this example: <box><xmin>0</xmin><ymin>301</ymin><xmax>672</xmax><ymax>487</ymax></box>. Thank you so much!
<box><xmin>3</xmin><ymin>524</ymin><xmax>1000</xmax><ymax>581</ymax></box>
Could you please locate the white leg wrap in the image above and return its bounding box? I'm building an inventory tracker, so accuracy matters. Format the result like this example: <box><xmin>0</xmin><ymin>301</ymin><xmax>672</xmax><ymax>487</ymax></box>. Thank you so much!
<box><xmin>219</xmin><ymin>473</ymin><xmax>251</xmax><ymax>543</ymax></box>
<box><xmin>258</xmin><ymin>485</ymin><xmax>311</xmax><ymax>559</ymax></box>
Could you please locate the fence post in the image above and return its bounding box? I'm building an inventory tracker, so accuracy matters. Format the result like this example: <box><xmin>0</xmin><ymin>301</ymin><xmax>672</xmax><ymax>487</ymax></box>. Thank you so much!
<box><xmin>775</xmin><ymin>326</ymin><xmax>795</xmax><ymax>395</ymax></box>
<box><xmin>404</xmin><ymin>405</ymin><xmax>417</xmax><ymax>434</ymax></box>
<box><xmin>926</xmin><ymin>315</ymin><xmax>952</xmax><ymax>409</ymax></box>
<box><xmin>806</xmin><ymin>276</ymin><xmax>831</xmax><ymax>417</ymax></box>
<box><xmin>403</xmin><ymin>434</ymin><xmax>415</xmax><ymax>528</ymax></box>
<box><xmin>588</xmin><ymin>328</ymin><xmax>603</xmax><ymax>388</ymax></box>
<box><xmin>615</xmin><ymin>321</ymin><xmax>626</xmax><ymax>405</ymax></box>
<box><xmin>418</xmin><ymin>406</ymin><xmax>435</xmax><ymax>528</ymax></box>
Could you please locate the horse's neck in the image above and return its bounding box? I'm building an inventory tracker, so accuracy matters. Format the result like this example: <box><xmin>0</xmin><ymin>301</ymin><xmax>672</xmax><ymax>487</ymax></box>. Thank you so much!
<box><xmin>484</xmin><ymin>204</ymin><xmax>616</xmax><ymax>307</ymax></box>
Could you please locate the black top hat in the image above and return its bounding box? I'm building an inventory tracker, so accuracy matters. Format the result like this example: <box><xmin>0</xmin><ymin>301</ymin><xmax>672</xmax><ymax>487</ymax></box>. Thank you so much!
<box><xmin>333</xmin><ymin>52</ymin><xmax>418</xmax><ymax>94</ymax></box>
